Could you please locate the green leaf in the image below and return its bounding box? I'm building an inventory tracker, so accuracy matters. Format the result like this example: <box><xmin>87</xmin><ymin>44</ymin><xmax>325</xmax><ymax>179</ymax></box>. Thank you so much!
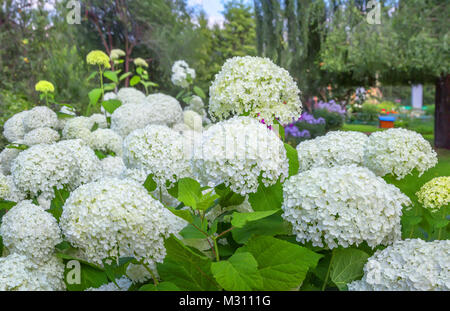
<box><xmin>157</xmin><ymin>236</ymin><xmax>220</xmax><ymax>291</ymax></box>
<box><xmin>139</xmin><ymin>282</ymin><xmax>180</xmax><ymax>291</ymax></box>
<box><xmin>55</xmin><ymin>241</ymin><xmax>71</xmax><ymax>251</ymax></box>
<box><xmin>237</xmin><ymin>236</ymin><xmax>322</xmax><ymax>290</ymax></box>
<box><xmin>401</xmin><ymin>215</ymin><xmax>423</xmax><ymax>226</ymax></box>
<box><xmin>102</xmin><ymin>257</ymin><xmax>134</xmax><ymax>283</ymax></box>
<box><xmin>196</xmin><ymin>190</ymin><xmax>220</xmax><ymax>211</ymax></box>
<box><xmin>193</xmin><ymin>86</ymin><xmax>206</xmax><ymax>99</ymax></box>
<box><xmin>0</xmin><ymin>200</ymin><xmax>17</xmax><ymax>211</ymax></box>
<box><xmin>94</xmin><ymin>150</ymin><xmax>107</xmax><ymax>160</ymax></box>
<box><xmin>231</xmin><ymin>210</ymin><xmax>279</xmax><ymax>228</ymax></box>
<box><xmin>130</xmin><ymin>76</ymin><xmax>141</xmax><ymax>86</ymax></box>
<box><xmin>47</xmin><ymin>187</ymin><xmax>70</xmax><ymax>221</ymax></box>
<box><xmin>167</xmin><ymin>207</ymin><xmax>194</xmax><ymax>223</ymax></box>
<box><xmin>177</xmin><ymin>178</ymin><xmax>201</xmax><ymax>209</ymax></box>
<box><xmin>211</xmin><ymin>252</ymin><xmax>263</xmax><ymax>291</ymax></box>
<box><xmin>102</xmin><ymin>99</ymin><xmax>122</xmax><ymax>114</ymax></box>
<box><xmin>175</xmin><ymin>90</ymin><xmax>186</xmax><ymax>100</ymax></box>
<box><xmin>214</xmin><ymin>184</ymin><xmax>245</xmax><ymax>207</ymax></box>
<box><xmin>103</xmin><ymin>70</ymin><xmax>118</xmax><ymax>83</ymax></box>
<box><xmin>103</xmin><ymin>83</ymin><xmax>116</xmax><ymax>91</ymax></box>
<box><xmin>119</xmin><ymin>72</ymin><xmax>132</xmax><ymax>81</ymax></box>
<box><xmin>248</xmin><ymin>179</ymin><xmax>283</xmax><ymax>211</ymax></box>
<box><xmin>143</xmin><ymin>174</ymin><xmax>157</xmax><ymax>193</ymax></box>
<box><xmin>86</xmin><ymin>71</ymin><xmax>98</xmax><ymax>82</ymax></box>
<box><xmin>232</xmin><ymin>211</ymin><xmax>291</xmax><ymax>244</ymax></box>
<box><xmin>136</xmin><ymin>67</ymin><xmax>144</xmax><ymax>75</ymax></box>
<box><xmin>330</xmin><ymin>248</ymin><xmax>369</xmax><ymax>291</ymax></box>
<box><xmin>273</xmin><ymin>119</ymin><xmax>285</xmax><ymax>141</ymax></box>
<box><xmin>88</xmin><ymin>88</ymin><xmax>102</xmax><ymax>106</ymax></box>
<box><xmin>284</xmin><ymin>143</ymin><xmax>299</xmax><ymax>176</ymax></box>
<box><xmin>57</xmin><ymin>112</ymin><xmax>75</xmax><ymax>119</ymax></box>
<box><xmin>90</xmin><ymin>122</ymin><xmax>99</xmax><ymax>132</ymax></box>
<box><xmin>64</xmin><ymin>261</ymin><xmax>109</xmax><ymax>291</ymax></box>
<box><xmin>6</xmin><ymin>143</ymin><xmax>28</xmax><ymax>151</ymax></box>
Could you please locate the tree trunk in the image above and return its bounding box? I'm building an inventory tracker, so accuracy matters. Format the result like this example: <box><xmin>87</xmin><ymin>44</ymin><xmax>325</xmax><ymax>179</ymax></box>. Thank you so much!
<box><xmin>435</xmin><ymin>74</ymin><xmax>450</xmax><ymax>149</ymax></box>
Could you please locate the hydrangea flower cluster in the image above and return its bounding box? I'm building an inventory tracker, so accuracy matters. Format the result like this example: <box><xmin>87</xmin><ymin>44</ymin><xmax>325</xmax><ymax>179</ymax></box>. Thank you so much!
<box><xmin>35</xmin><ymin>80</ymin><xmax>55</xmax><ymax>93</ymax></box>
<box><xmin>0</xmin><ymin>253</ymin><xmax>65</xmax><ymax>291</ymax></box>
<box><xmin>86</xmin><ymin>50</ymin><xmax>110</xmax><ymax>68</ymax></box>
<box><xmin>296</xmin><ymin>131</ymin><xmax>369</xmax><ymax>172</ymax></box>
<box><xmin>0</xmin><ymin>146</ymin><xmax>22</xmax><ymax>175</ymax></box>
<box><xmin>363</xmin><ymin>128</ymin><xmax>438</xmax><ymax>179</ymax></box>
<box><xmin>282</xmin><ymin>165</ymin><xmax>411</xmax><ymax>249</ymax></box>
<box><xmin>11</xmin><ymin>143</ymin><xmax>77</xmax><ymax>200</ymax></box>
<box><xmin>59</xmin><ymin>178</ymin><xmax>175</xmax><ymax>266</ymax></box>
<box><xmin>209</xmin><ymin>56</ymin><xmax>302</xmax><ymax>126</ymax></box>
<box><xmin>186</xmin><ymin>95</ymin><xmax>210</xmax><ymax>124</ymax></box>
<box><xmin>86</xmin><ymin>276</ymin><xmax>132</xmax><ymax>291</ymax></box>
<box><xmin>62</xmin><ymin>116</ymin><xmax>94</xmax><ymax>140</ymax></box>
<box><xmin>0</xmin><ymin>172</ymin><xmax>24</xmax><ymax>202</ymax></box>
<box><xmin>88</xmin><ymin>128</ymin><xmax>123</xmax><ymax>156</ymax></box>
<box><xmin>171</xmin><ymin>60</ymin><xmax>196</xmax><ymax>88</ymax></box>
<box><xmin>23</xmin><ymin>127</ymin><xmax>60</xmax><ymax>146</ymax></box>
<box><xmin>123</xmin><ymin>125</ymin><xmax>192</xmax><ymax>187</ymax></box>
<box><xmin>100</xmin><ymin>156</ymin><xmax>126</xmax><ymax>178</ymax></box>
<box><xmin>0</xmin><ymin>201</ymin><xmax>62</xmax><ymax>263</ymax></box>
<box><xmin>183</xmin><ymin>110</ymin><xmax>203</xmax><ymax>132</ymax></box>
<box><xmin>416</xmin><ymin>177</ymin><xmax>450</xmax><ymax>212</ymax></box>
<box><xmin>348</xmin><ymin>239</ymin><xmax>450</xmax><ymax>291</ymax></box>
<box><xmin>2</xmin><ymin>111</ymin><xmax>30</xmax><ymax>142</ymax></box>
<box><xmin>146</xmin><ymin>93</ymin><xmax>183</xmax><ymax>126</ymax></box>
<box><xmin>23</xmin><ymin>106</ymin><xmax>59</xmax><ymax>132</ymax></box>
<box><xmin>117</xmin><ymin>87</ymin><xmax>147</xmax><ymax>105</ymax></box>
<box><xmin>192</xmin><ymin>117</ymin><xmax>289</xmax><ymax>195</ymax></box>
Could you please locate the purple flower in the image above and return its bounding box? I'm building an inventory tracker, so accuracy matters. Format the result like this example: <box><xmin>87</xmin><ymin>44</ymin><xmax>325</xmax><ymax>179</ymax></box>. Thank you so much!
<box><xmin>315</xmin><ymin>100</ymin><xmax>346</xmax><ymax>115</ymax></box>
<box><xmin>297</xmin><ymin>112</ymin><xmax>325</xmax><ymax>125</ymax></box>
<box><xmin>285</xmin><ymin>125</ymin><xmax>311</xmax><ymax>138</ymax></box>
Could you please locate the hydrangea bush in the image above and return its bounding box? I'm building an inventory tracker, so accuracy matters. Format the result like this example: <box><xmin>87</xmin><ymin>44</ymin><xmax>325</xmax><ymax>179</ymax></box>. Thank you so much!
<box><xmin>0</xmin><ymin>53</ymin><xmax>448</xmax><ymax>292</ymax></box>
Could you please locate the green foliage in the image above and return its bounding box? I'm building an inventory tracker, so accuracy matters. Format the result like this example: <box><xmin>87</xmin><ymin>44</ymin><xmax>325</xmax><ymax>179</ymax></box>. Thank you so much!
<box><xmin>47</xmin><ymin>187</ymin><xmax>70</xmax><ymax>221</ymax></box>
<box><xmin>313</xmin><ymin>108</ymin><xmax>344</xmax><ymax>131</ymax></box>
<box><xmin>231</xmin><ymin>210</ymin><xmax>279</xmax><ymax>228</ymax></box>
<box><xmin>211</xmin><ymin>252</ymin><xmax>263</xmax><ymax>291</ymax></box>
<box><xmin>237</xmin><ymin>236</ymin><xmax>322</xmax><ymax>290</ymax></box>
<box><xmin>248</xmin><ymin>178</ymin><xmax>283</xmax><ymax>211</ymax></box>
<box><xmin>329</xmin><ymin>248</ymin><xmax>369</xmax><ymax>291</ymax></box>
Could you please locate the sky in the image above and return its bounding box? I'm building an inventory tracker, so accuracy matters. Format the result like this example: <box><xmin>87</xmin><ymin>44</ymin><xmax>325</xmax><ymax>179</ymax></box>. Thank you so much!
<box><xmin>188</xmin><ymin>0</ymin><xmax>226</xmax><ymax>26</ymax></box>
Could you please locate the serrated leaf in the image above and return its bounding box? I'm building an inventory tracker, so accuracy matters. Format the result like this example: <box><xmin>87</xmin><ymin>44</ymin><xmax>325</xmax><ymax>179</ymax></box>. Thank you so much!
<box><xmin>130</xmin><ymin>76</ymin><xmax>141</xmax><ymax>86</ymax></box>
<box><xmin>330</xmin><ymin>248</ymin><xmax>369</xmax><ymax>291</ymax></box>
<box><xmin>157</xmin><ymin>236</ymin><xmax>220</xmax><ymax>291</ymax></box>
<box><xmin>102</xmin><ymin>99</ymin><xmax>122</xmax><ymax>114</ymax></box>
<box><xmin>248</xmin><ymin>179</ymin><xmax>283</xmax><ymax>211</ymax></box>
<box><xmin>211</xmin><ymin>252</ymin><xmax>263</xmax><ymax>291</ymax></box>
<box><xmin>103</xmin><ymin>70</ymin><xmax>118</xmax><ymax>83</ymax></box>
<box><xmin>284</xmin><ymin>143</ymin><xmax>299</xmax><ymax>176</ymax></box>
<box><xmin>139</xmin><ymin>282</ymin><xmax>180</xmax><ymax>291</ymax></box>
<box><xmin>231</xmin><ymin>210</ymin><xmax>278</xmax><ymax>228</ymax></box>
<box><xmin>232</xmin><ymin>211</ymin><xmax>292</xmax><ymax>244</ymax></box>
<box><xmin>88</xmin><ymin>88</ymin><xmax>102</xmax><ymax>105</ymax></box>
<box><xmin>237</xmin><ymin>236</ymin><xmax>322</xmax><ymax>290</ymax></box>
<box><xmin>193</xmin><ymin>86</ymin><xmax>206</xmax><ymax>99</ymax></box>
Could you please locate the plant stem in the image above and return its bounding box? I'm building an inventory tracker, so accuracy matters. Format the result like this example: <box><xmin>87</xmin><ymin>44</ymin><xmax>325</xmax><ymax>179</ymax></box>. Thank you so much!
<box><xmin>142</xmin><ymin>262</ymin><xmax>159</xmax><ymax>286</ymax></box>
<box><xmin>213</xmin><ymin>238</ymin><xmax>220</xmax><ymax>262</ymax></box>
<box><xmin>99</xmin><ymin>66</ymin><xmax>105</xmax><ymax>110</ymax></box>
<box><xmin>322</xmin><ymin>250</ymin><xmax>335</xmax><ymax>291</ymax></box>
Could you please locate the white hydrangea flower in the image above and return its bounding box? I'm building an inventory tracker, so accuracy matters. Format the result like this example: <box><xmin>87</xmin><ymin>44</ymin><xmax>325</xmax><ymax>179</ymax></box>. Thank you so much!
<box><xmin>11</xmin><ymin>143</ymin><xmax>78</xmax><ymax>200</ymax></box>
<box><xmin>0</xmin><ymin>200</ymin><xmax>62</xmax><ymax>263</ymax></box>
<box><xmin>89</xmin><ymin>128</ymin><xmax>123</xmax><ymax>156</ymax></box>
<box><xmin>89</xmin><ymin>113</ymin><xmax>108</xmax><ymax>129</ymax></box>
<box><xmin>0</xmin><ymin>145</ymin><xmax>23</xmax><ymax>175</ymax></box>
<box><xmin>0</xmin><ymin>174</ymin><xmax>24</xmax><ymax>202</ymax></box>
<box><xmin>59</xmin><ymin>105</ymin><xmax>76</xmax><ymax>116</ymax></box>
<box><xmin>183</xmin><ymin>110</ymin><xmax>203</xmax><ymax>132</ymax></box>
<box><xmin>110</xmin><ymin>103</ymin><xmax>157</xmax><ymax>138</ymax></box>
<box><xmin>363</xmin><ymin>128</ymin><xmax>438</xmax><ymax>179</ymax></box>
<box><xmin>0</xmin><ymin>172</ymin><xmax>10</xmax><ymax>199</ymax></box>
<box><xmin>146</xmin><ymin>93</ymin><xmax>183</xmax><ymax>126</ymax></box>
<box><xmin>0</xmin><ymin>253</ymin><xmax>65</xmax><ymax>291</ymax></box>
<box><xmin>126</xmin><ymin>263</ymin><xmax>157</xmax><ymax>284</ymax></box>
<box><xmin>2</xmin><ymin>111</ymin><xmax>29</xmax><ymax>142</ymax></box>
<box><xmin>57</xmin><ymin>139</ymin><xmax>102</xmax><ymax>187</ymax></box>
<box><xmin>186</xmin><ymin>95</ymin><xmax>210</xmax><ymax>124</ymax></box>
<box><xmin>59</xmin><ymin>178</ymin><xmax>173</xmax><ymax>266</ymax></box>
<box><xmin>123</xmin><ymin>125</ymin><xmax>192</xmax><ymax>187</ymax></box>
<box><xmin>104</xmin><ymin>92</ymin><xmax>117</xmax><ymax>101</ymax></box>
<box><xmin>23</xmin><ymin>106</ymin><xmax>58</xmax><ymax>132</ymax></box>
<box><xmin>23</xmin><ymin>127</ymin><xmax>60</xmax><ymax>146</ymax></box>
<box><xmin>416</xmin><ymin>176</ymin><xmax>450</xmax><ymax>212</ymax></box>
<box><xmin>117</xmin><ymin>87</ymin><xmax>147</xmax><ymax>105</ymax></box>
<box><xmin>62</xmin><ymin>116</ymin><xmax>94</xmax><ymax>141</ymax></box>
<box><xmin>209</xmin><ymin>56</ymin><xmax>302</xmax><ymax>126</ymax></box>
<box><xmin>101</xmin><ymin>156</ymin><xmax>126</xmax><ymax>178</ymax></box>
<box><xmin>171</xmin><ymin>60</ymin><xmax>196</xmax><ymax>88</ymax></box>
<box><xmin>172</xmin><ymin>122</ymin><xmax>190</xmax><ymax>133</ymax></box>
<box><xmin>282</xmin><ymin>165</ymin><xmax>411</xmax><ymax>249</ymax></box>
<box><xmin>85</xmin><ymin>276</ymin><xmax>132</xmax><ymax>291</ymax></box>
<box><xmin>348</xmin><ymin>239</ymin><xmax>450</xmax><ymax>291</ymax></box>
<box><xmin>296</xmin><ymin>131</ymin><xmax>369</xmax><ymax>172</ymax></box>
<box><xmin>193</xmin><ymin>116</ymin><xmax>289</xmax><ymax>195</ymax></box>
<box><xmin>55</xmin><ymin>106</ymin><xmax>76</xmax><ymax>131</ymax></box>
